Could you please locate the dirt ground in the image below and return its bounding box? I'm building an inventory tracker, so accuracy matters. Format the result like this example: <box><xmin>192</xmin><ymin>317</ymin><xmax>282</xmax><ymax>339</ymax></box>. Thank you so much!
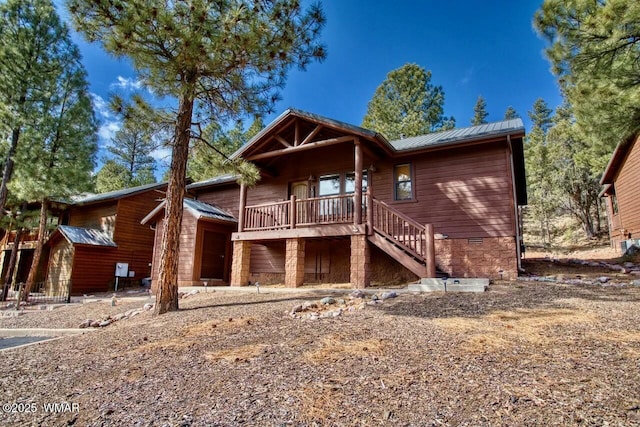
<box><xmin>2</xmin><ymin>255</ymin><xmax>640</xmax><ymax>426</ymax></box>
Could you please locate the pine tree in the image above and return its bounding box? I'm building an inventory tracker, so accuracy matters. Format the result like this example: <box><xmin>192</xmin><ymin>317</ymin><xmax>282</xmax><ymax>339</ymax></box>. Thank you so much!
<box><xmin>546</xmin><ymin>104</ymin><xmax>602</xmax><ymax>238</ymax></box>
<box><xmin>535</xmin><ymin>0</ymin><xmax>640</xmax><ymax>148</ymax></box>
<box><xmin>188</xmin><ymin>117</ymin><xmax>264</xmax><ymax>182</ymax></box>
<box><xmin>471</xmin><ymin>95</ymin><xmax>488</xmax><ymax>125</ymax></box>
<box><xmin>0</xmin><ymin>0</ymin><xmax>80</xmax><ymax>215</ymax></box>
<box><xmin>504</xmin><ymin>106</ymin><xmax>519</xmax><ymax>120</ymax></box>
<box><xmin>524</xmin><ymin>98</ymin><xmax>558</xmax><ymax>246</ymax></box>
<box><xmin>9</xmin><ymin>32</ymin><xmax>97</xmax><ymax>299</ymax></box>
<box><xmin>68</xmin><ymin>0</ymin><xmax>326</xmax><ymax>314</ymax></box>
<box><xmin>362</xmin><ymin>63</ymin><xmax>455</xmax><ymax>140</ymax></box>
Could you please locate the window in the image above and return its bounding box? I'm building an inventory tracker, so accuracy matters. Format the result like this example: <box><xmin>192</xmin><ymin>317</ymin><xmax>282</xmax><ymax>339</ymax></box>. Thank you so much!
<box><xmin>345</xmin><ymin>172</ymin><xmax>368</xmax><ymax>194</ymax></box>
<box><xmin>319</xmin><ymin>174</ymin><xmax>340</xmax><ymax>196</ymax></box>
<box><xmin>394</xmin><ymin>164</ymin><xmax>413</xmax><ymax>200</ymax></box>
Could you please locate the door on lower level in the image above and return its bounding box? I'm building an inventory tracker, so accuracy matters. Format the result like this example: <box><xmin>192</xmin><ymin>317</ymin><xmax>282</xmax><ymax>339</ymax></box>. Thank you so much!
<box><xmin>200</xmin><ymin>230</ymin><xmax>227</xmax><ymax>280</ymax></box>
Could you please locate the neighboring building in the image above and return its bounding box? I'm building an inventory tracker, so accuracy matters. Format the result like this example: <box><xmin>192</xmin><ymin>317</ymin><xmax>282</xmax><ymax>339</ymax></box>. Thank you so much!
<box><xmin>147</xmin><ymin>109</ymin><xmax>526</xmax><ymax>289</ymax></box>
<box><xmin>601</xmin><ymin>132</ymin><xmax>640</xmax><ymax>252</ymax></box>
<box><xmin>44</xmin><ymin>182</ymin><xmax>167</xmax><ymax>295</ymax></box>
<box><xmin>142</xmin><ymin>178</ymin><xmax>238</xmax><ymax>287</ymax></box>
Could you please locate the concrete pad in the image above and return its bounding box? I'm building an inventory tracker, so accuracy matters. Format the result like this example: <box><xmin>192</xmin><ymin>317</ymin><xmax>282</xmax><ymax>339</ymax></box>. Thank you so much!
<box><xmin>408</xmin><ymin>278</ymin><xmax>489</xmax><ymax>293</ymax></box>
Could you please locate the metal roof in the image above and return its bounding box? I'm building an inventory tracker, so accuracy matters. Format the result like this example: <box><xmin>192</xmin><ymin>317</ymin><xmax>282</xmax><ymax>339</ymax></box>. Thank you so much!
<box><xmin>186</xmin><ymin>174</ymin><xmax>238</xmax><ymax>191</ymax></box>
<box><xmin>56</xmin><ymin>225</ymin><xmax>117</xmax><ymax>247</ymax></box>
<box><xmin>141</xmin><ymin>198</ymin><xmax>237</xmax><ymax>225</ymax></box>
<box><xmin>67</xmin><ymin>181</ymin><xmax>167</xmax><ymax>206</ymax></box>
<box><xmin>389</xmin><ymin>119</ymin><xmax>525</xmax><ymax>151</ymax></box>
<box><xmin>183</xmin><ymin>199</ymin><xmax>237</xmax><ymax>223</ymax></box>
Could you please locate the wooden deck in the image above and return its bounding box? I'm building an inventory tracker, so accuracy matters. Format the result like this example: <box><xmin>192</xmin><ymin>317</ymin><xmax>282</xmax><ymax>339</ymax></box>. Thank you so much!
<box><xmin>233</xmin><ymin>191</ymin><xmax>436</xmax><ymax>278</ymax></box>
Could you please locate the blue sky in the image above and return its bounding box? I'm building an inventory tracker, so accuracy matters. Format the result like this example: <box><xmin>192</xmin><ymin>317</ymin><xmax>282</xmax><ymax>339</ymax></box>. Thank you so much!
<box><xmin>60</xmin><ymin>1</ymin><xmax>562</xmax><ymax>172</ymax></box>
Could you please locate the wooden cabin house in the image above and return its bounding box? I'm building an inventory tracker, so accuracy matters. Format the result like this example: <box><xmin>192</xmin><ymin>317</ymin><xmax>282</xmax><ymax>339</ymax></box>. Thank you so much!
<box><xmin>147</xmin><ymin>109</ymin><xmax>526</xmax><ymax>289</ymax></box>
<box><xmin>601</xmin><ymin>132</ymin><xmax>640</xmax><ymax>252</ymax></box>
<box><xmin>44</xmin><ymin>182</ymin><xmax>166</xmax><ymax>295</ymax></box>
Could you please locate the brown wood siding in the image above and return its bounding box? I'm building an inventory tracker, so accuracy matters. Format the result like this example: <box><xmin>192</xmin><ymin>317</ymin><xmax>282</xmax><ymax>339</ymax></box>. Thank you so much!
<box><xmin>615</xmin><ymin>135</ymin><xmax>640</xmax><ymax>242</ymax></box>
<box><xmin>45</xmin><ymin>239</ymin><xmax>74</xmax><ymax>295</ymax></box>
<box><xmin>193</xmin><ymin>185</ymin><xmax>242</xmax><ymax>219</ymax></box>
<box><xmin>68</xmin><ymin>203</ymin><xmax>117</xmax><ymax>236</ymax></box>
<box><xmin>250</xmin><ymin>241</ymin><xmax>285</xmax><ymax>273</ymax></box>
<box><xmin>113</xmin><ymin>192</ymin><xmax>161</xmax><ymax>281</ymax></box>
<box><xmin>371</xmin><ymin>142</ymin><xmax>516</xmax><ymax>239</ymax></box>
<box><xmin>70</xmin><ymin>246</ymin><xmax>120</xmax><ymax>295</ymax></box>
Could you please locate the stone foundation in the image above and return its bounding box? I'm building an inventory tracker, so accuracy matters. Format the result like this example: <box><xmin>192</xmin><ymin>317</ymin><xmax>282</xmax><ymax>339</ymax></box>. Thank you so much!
<box><xmin>435</xmin><ymin>237</ymin><xmax>518</xmax><ymax>280</ymax></box>
<box><xmin>285</xmin><ymin>238</ymin><xmax>305</xmax><ymax>287</ymax></box>
<box><xmin>230</xmin><ymin>240</ymin><xmax>252</xmax><ymax>286</ymax></box>
<box><xmin>350</xmin><ymin>234</ymin><xmax>370</xmax><ymax>288</ymax></box>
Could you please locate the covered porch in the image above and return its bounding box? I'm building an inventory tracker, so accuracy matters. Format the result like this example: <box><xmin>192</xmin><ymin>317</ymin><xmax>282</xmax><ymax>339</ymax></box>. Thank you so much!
<box><xmin>229</xmin><ymin>109</ymin><xmax>436</xmax><ymax>288</ymax></box>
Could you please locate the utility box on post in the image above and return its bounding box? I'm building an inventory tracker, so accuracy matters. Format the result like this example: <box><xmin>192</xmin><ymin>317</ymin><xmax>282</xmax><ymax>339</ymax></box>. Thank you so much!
<box><xmin>114</xmin><ymin>262</ymin><xmax>129</xmax><ymax>291</ymax></box>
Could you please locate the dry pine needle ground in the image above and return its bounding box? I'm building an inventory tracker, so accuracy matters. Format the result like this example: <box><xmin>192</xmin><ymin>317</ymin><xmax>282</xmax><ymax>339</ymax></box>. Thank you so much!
<box><xmin>1</xmin><ymin>277</ymin><xmax>640</xmax><ymax>426</ymax></box>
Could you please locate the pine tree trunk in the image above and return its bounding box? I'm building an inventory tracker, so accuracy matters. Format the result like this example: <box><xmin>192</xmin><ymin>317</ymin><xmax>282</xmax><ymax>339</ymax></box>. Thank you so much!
<box><xmin>0</xmin><ymin>127</ymin><xmax>21</xmax><ymax>215</ymax></box>
<box><xmin>23</xmin><ymin>199</ymin><xmax>48</xmax><ymax>300</ymax></box>
<box><xmin>154</xmin><ymin>93</ymin><xmax>194</xmax><ymax>315</ymax></box>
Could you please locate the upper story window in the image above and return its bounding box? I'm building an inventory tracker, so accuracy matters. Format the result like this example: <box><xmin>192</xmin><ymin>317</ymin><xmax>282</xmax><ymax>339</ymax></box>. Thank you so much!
<box><xmin>394</xmin><ymin>164</ymin><xmax>413</xmax><ymax>200</ymax></box>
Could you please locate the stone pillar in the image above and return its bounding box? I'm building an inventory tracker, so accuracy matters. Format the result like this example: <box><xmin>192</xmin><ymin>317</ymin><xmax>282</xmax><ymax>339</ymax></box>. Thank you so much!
<box><xmin>285</xmin><ymin>238</ymin><xmax>305</xmax><ymax>288</ymax></box>
<box><xmin>350</xmin><ymin>234</ymin><xmax>370</xmax><ymax>289</ymax></box>
<box><xmin>230</xmin><ymin>240</ymin><xmax>251</xmax><ymax>286</ymax></box>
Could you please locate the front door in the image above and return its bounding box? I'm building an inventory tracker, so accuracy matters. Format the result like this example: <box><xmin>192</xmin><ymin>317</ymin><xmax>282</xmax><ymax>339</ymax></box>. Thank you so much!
<box><xmin>291</xmin><ymin>181</ymin><xmax>309</xmax><ymax>223</ymax></box>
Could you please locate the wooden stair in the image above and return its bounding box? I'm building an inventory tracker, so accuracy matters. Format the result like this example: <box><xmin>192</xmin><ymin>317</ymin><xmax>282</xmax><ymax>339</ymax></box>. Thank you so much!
<box><xmin>367</xmin><ymin>233</ymin><xmax>427</xmax><ymax>277</ymax></box>
<box><xmin>366</xmin><ymin>194</ymin><xmax>436</xmax><ymax>278</ymax></box>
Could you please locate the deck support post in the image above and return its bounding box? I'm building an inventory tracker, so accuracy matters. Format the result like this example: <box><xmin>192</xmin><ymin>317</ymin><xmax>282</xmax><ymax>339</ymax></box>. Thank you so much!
<box><xmin>231</xmin><ymin>240</ymin><xmax>252</xmax><ymax>286</ymax></box>
<box><xmin>285</xmin><ymin>238</ymin><xmax>305</xmax><ymax>287</ymax></box>
<box><xmin>425</xmin><ymin>224</ymin><xmax>436</xmax><ymax>278</ymax></box>
<box><xmin>354</xmin><ymin>138</ymin><xmax>363</xmax><ymax>225</ymax></box>
<box><xmin>350</xmin><ymin>234</ymin><xmax>370</xmax><ymax>289</ymax></box>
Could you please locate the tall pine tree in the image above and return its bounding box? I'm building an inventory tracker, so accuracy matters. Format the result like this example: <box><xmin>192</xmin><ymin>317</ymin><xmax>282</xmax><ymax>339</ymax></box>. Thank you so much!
<box><xmin>535</xmin><ymin>0</ymin><xmax>640</xmax><ymax>149</ymax></box>
<box><xmin>0</xmin><ymin>0</ymin><xmax>81</xmax><ymax>215</ymax></box>
<box><xmin>362</xmin><ymin>63</ymin><xmax>455</xmax><ymax>140</ymax></box>
<box><xmin>68</xmin><ymin>0</ymin><xmax>327</xmax><ymax>314</ymax></box>
<box><xmin>471</xmin><ymin>95</ymin><xmax>489</xmax><ymax>125</ymax></box>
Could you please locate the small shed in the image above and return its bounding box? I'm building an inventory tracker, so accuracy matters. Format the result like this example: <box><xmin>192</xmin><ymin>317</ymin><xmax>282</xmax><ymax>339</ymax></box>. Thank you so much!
<box><xmin>45</xmin><ymin>225</ymin><xmax>118</xmax><ymax>295</ymax></box>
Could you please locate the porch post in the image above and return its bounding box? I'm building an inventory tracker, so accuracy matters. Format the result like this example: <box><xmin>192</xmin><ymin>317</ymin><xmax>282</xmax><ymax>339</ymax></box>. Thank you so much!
<box><xmin>290</xmin><ymin>195</ymin><xmax>297</xmax><ymax>229</ymax></box>
<box><xmin>285</xmin><ymin>238</ymin><xmax>305</xmax><ymax>287</ymax></box>
<box><xmin>366</xmin><ymin>187</ymin><xmax>373</xmax><ymax>235</ymax></box>
<box><xmin>425</xmin><ymin>224</ymin><xmax>436</xmax><ymax>278</ymax></box>
<box><xmin>238</xmin><ymin>183</ymin><xmax>247</xmax><ymax>232</ymax></box>
<box><xmin>354</xmin><ymin>138</ymin><xmax>363</xmax><ymax>225</ymax></box>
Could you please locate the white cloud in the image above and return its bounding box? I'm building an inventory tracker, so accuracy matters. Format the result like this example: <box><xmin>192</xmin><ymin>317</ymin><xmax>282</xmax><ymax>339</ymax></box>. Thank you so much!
<box><xmin>150</xmin><ymin>146</ymin><xmax>172</xmax><ymax>162</ymax></box>
<box><xmin>98</xmin><ymin>121</ymin><xmax>121</xmax><ymax>145</ymax></box>
<box><xmin>459</xmin><ymin>67</ymin><xmax>474</xmax><ymax>86</ymax></box>
<box><xmin>90</xmin><ymin>93</ymin><xmax>112</xmax><ymax>119</ymax></box>
<box><xmin>111</xmin><ymin>75</ymin><xmax>144</xmax><ymax>91</ymax></box>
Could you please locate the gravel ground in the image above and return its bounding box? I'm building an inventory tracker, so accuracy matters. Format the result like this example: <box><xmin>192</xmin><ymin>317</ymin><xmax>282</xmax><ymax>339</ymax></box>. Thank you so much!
<box><xmin>1</xmin><ymin>261</ymin><xmax>640</xmax><ymax>426</ymax></box>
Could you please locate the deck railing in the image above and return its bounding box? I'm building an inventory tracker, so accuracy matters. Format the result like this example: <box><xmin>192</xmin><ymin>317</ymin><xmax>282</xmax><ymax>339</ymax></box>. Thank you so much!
<box><xmin>369</xmin><ymin>197</ymin><xmax>426</xmax><ymax>260</ymax></box>
<box><xmin>242</xmin><ymin>194</ymin><xmax>364</xmax><ymax>231</ymax></box>
<box><xmin>243</xmin><ymin>200</ymin><xmax>291</xmax><ymax>231</ymax></box>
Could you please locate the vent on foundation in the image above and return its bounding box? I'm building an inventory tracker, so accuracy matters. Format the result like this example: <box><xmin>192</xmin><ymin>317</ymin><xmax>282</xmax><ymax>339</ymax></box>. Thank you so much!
<box><xmin>468</xmin><ymin>237</ymin><xmax>483</xmax><ymax>244</ymax></box>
